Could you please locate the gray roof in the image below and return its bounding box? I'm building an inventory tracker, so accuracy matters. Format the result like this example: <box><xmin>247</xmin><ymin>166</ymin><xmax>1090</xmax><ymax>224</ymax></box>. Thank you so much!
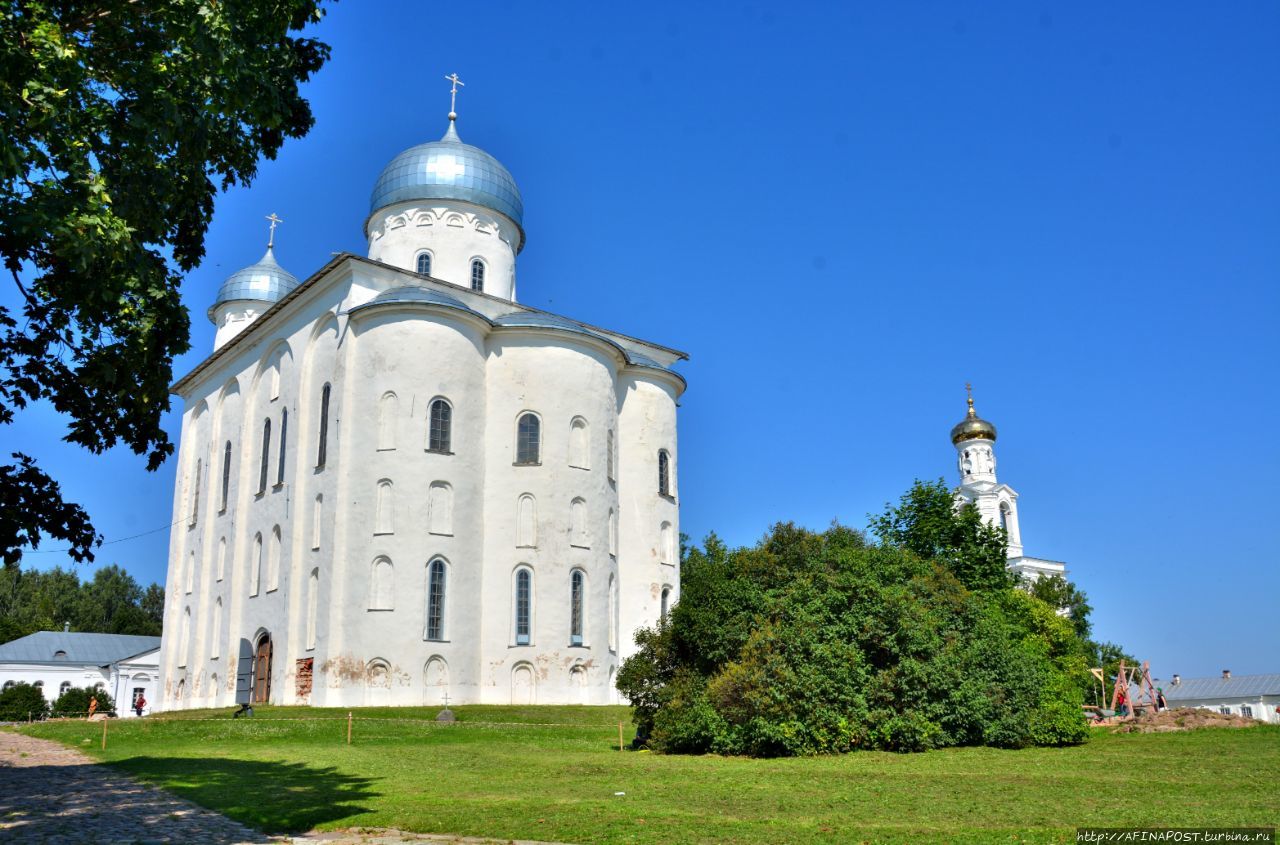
<box><xmin>1156</xmin><ymin>674</ymin><xmax>1280</xmax><ymax>700</ymax></box>
<box><xmin>208</xmin><ymin>247</ymin><xmax>300</xmax><ymax>320</ymax></box>
<box><xmin>369</xmin><ymin>121</ymin><xmax>524</xmax><ymax>248</ymax></box>
<box><xmin>350</xmin><ymin>285</ymin><xmax>485</xmax><ymax>319</ymax></box>
<box><xmin>0</xmin><ymin>632</ymin><xmax>161</xmax><ymax>665</ymax></box>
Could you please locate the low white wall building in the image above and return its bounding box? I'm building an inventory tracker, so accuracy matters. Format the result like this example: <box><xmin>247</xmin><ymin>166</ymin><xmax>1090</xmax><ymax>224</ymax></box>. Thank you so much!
<box><xmin>1154</xmin><ymin>671</ymin><xmax>1280</xmax><ymax>723</ymax></box>
<box><xmin>0</xmin><ymin>631</ymin><xmax>160</xmax><ymax>717</ymax></box>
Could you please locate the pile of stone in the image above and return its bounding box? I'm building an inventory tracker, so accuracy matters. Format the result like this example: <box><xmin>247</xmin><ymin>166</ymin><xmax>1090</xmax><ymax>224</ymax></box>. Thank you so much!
<box><xmin>1109</xmin><ymin>707</ymin><xmax>1260</xmax><ymax>734</ymax></box>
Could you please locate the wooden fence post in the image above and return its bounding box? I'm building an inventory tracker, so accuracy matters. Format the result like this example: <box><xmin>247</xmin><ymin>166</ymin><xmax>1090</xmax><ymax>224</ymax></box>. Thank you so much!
<box><xmin>102</xmin><ymin>718</ymin><xmax>108</xmax><ymax>750</ymax></box>
<box><xmin>347</xmin><ymin>711</ymin><xmax>353</xmax><ymax>745</ymax></box>
<box><xmin>618</xmin><ymin>721</ymin><xmax>624</xmax><ymax>752</ymax></box>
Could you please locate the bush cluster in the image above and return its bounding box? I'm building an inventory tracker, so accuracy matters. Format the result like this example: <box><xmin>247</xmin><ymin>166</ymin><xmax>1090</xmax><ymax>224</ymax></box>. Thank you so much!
<box><xmin>51</xmin><ymin>686</ymin><xmax>115</xmax><ymax>718</ymax></box>
<box><xmin>0</xmin><ymin>682</ymin><xmax>49</xmax><ymax>721</ymax></box>
<box><xmin>618</xmin><ymin>482</ymin><xmax>1090</xmax><ymax>756</ymax></box>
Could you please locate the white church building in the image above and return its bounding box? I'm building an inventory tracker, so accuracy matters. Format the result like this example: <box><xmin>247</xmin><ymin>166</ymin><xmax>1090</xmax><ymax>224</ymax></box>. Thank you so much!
<box><xmin>950</xmin><ymin>390</ymin><xmax>1067</xmax><ymax>581</ymax></box>
<box><xmin>158</xmin><ymin>94</ymin><xmax>686</xmax><ymax>708</ymax></box>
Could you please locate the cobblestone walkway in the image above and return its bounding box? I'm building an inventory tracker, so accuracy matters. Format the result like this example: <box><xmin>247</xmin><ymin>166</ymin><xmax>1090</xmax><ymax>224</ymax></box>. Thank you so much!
<box><xmin>1</xmin><ymin>731</ymin><xmax>571</xmax><ymax>845</ymax></box>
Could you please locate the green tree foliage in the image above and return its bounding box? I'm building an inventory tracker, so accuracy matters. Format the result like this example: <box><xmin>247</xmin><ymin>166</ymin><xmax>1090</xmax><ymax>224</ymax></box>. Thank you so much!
<box><xmin>0</xmin><ymin>564</ymin><xmax>163</xmax><ymax>640</ymax></box>
<box><xmin>618</xmin><ymin>484</ymin><xmax>1091</xmax><ymax>757</ymax></box>
<box><xmin>870</xmin><ymin>479</ymin><xmax>1013</xmax><ymax>592</ymax></box>
<box><xmin>1028</xmin><ymin>573</ymin><xmax>1093</xmax><ymax>639</ymax></box>
<box><xmin>0</xmin><ymin>0</ymin><xmax>332</xmax><ymax>566</ymax></box>
<box><xmin>0</xmin><ymin>681</ymin><xmax>50</xmax><ymax>721</ymax></box>
<box><xmin>51</xmin><ymin>684</ymin><xmax>114</xmax><ymax>718</ymax></box>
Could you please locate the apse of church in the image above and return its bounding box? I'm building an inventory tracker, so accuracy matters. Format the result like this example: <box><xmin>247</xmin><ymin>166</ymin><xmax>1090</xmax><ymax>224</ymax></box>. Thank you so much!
<box><xmin>159</xmin><ymin>77</ymin><xmax>687</xmax><ymax>708</ymax></box>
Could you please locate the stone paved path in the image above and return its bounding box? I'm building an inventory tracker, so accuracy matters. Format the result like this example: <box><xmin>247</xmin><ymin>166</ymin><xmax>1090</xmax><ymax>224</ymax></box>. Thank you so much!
<box><xmin>1</xmin><ymin>730</ymin><xmax>572</xmax><ymax>845</ymax></box>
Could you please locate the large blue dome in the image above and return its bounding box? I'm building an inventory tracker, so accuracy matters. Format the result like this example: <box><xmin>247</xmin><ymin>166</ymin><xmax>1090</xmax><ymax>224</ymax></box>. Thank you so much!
<box><xmin>208</xmin><ymin>247</ymin><xmax>300</xmax><ymax>321</ymax></box>
<box><xmin>369</xmin><ymin>121</ymin><xmax>524</xmax><ymax>237</ymax></box>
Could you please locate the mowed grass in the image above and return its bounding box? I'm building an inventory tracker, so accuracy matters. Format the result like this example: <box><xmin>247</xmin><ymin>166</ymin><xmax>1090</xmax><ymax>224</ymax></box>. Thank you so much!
<box><xmin>11</xmin><ymin>705</ymin><xmax>1279</xmax><ymax>844</ymax></box>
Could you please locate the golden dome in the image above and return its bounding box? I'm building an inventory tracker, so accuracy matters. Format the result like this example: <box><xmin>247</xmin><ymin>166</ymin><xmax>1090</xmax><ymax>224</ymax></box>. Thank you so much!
<box><xmin>950</xmin><ymin>386</ymin><xmax>997</xmax><ymax>445</ymax></box>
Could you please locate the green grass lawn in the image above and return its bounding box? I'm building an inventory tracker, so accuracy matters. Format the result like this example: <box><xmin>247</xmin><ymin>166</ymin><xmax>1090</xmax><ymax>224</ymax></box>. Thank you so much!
<box><xmin>10</xmin><ymin>705</ymin><xmax>1279</xmax><ymax>844</ymax></box>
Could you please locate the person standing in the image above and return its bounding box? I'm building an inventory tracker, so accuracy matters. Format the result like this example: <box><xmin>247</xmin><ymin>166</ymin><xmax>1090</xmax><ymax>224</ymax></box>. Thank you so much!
<box><xmin>87</xmin><ymin>695</ymin><xmax>98</xmax><ymax>718</ymax></box>
<box><xmin>134</xmin><ymin>693</ymin><xmax>146</xmax><ymax>717</ymax></box>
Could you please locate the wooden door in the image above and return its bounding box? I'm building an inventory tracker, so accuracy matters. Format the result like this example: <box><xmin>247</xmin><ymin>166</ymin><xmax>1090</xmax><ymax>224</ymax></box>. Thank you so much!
<box><xmin>253</xmin><ymin>636</ymin><xmax>272</xmax><ymax>703</ymax></box>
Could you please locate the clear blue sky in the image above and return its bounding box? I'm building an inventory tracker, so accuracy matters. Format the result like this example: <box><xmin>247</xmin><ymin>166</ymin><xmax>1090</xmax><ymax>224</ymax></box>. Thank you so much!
<box><xmin>9</xmin><ymin>2</ymin><xmax>1278</xmax><ymax>679</ymax></box>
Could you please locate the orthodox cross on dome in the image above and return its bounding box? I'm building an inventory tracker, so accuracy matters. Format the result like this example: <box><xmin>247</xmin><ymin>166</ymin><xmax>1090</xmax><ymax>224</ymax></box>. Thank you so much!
<box><xmin>445</xmin><ymin>72</ymin><xmax>465</xmax><ymax>120</ymax></box>
<box><xmin>965</xmin><ymin>382</ymin><xmax>975</xmax><ymax>416</ymax></box>
<box><xmin>265</xmin><ymin>213</ymin><xmax>283</xmax><ymax>249</ymax></box>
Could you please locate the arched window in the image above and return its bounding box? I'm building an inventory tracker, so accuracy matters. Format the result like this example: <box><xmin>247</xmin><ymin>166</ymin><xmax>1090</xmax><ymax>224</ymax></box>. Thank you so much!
<box><xmin>607</xmin><ymin>429</ymin><xmax>615</xmax><ymax>481</ymax></box>
<box><xmin>185</xmin><ymin>550</ymin><xmax>194</xmax><ymax>593</ymax></box>
<box><xmin>59</xmin><ymin>680</ymin><xmax>71</xmax><ymax>696</ymax></box>
<box><xmin>516</xmin><ymin>494</ymin><xmax>537</xmax><ymax>547</ymax></box>
<box><xmin>267</xmin><ymin>526</ymin><xmax>281</xmax><ymax>591</ymax></box>
<box><xmin>258</xmin><ymin>418</ymin><xmax>271</xmax><ymax>493</ymax></box>
<box><xmin>428</xmin><ymin>398</ymin><xmax>452</xmax><ymax>453</ymax></box>
<box><xmin>370</xmin><ymin>557</ymin><xmax>394</xmax><ymax>611</ymax></box>
<box><xmin>276</xmin><ymin>408</ymin><xmax>288</xmax><ymax>485</ymax></box>
<box><xmin>53</xmin><ymin>650</ymin><xmax>67</xmax><ymax>661</ymax></box>
<box><xmin>306</xmin><ymin>569</ymin><xmax>319</xmax><ymax>650</ymax></box>
<box><xmin>570</xmin><ymin>498</ymin><xmax>588</xmax><ymax>547</ymax></box>
<box><xmin>178</xmin><ymin>607</ymin><xmax>191</xmax><ymax>667</ymax></box>
<box><xmin>189</xmin><ymin>459</ymin><xmax>201</xmax><ymax>526</ymax></box>
<box><xmin>607</xmin><ymin>573</ymin><xmax>617</xmax><ymax>652</ymax></box>
<box><xmin>211</xmin><ymin>598</ymin><xmax>222</xmax><ymax>659</ymax></box>
<box><xmin>515</xmin><ymin>567</ymin><xmax>532</xmax><ymax>645</ymax></box>
<box><xmin>569</xmin><ymin>417</ymin><xmax>589</xmax><ymax>469</ymax></box>
<box><xmin>316</xmin><ymin>383</ymin><xmax>331</xmax><ymax>468</ymax></box>
<box><xmin>426</xmin><ymin>559</ymin><xmax>447</xmax><ymax>641</ymax></box>
<box><xmin>428</xmin><ymin>482</ymin><xmax>453</xmax><ymax>535</ymax></box>
<box><xmin>661</xmin><ymin>586</ymin><xmax>671</xmax><ymax>619</ymax></box>
<box><xmin>470</xmin><ymin>258</ymin><xmax>485</xmax><ymax>292</ymax></box>
<box><xmin>608</xmin><ymin>508</ymin><xmax>617</xmax><ymax>556</ymax></box>
<box><xmin>570</xmin><ymin>570</ymin><xmax>584</xmax><ymax>645</ymax></box>
<box><xmin>658</xmin><ymin>449</ymin><xmax>671</xmax><ymax>496</ymax></box>
<box><xmin>250</xmin><ymin>533</ymin><xmax>263</xmax><ymax>596</ymax></box>
<box><xmin>375</xmin><ymin>480</ymin><xmax>394</xmax><ymax>535</ymax></box>
<box><xmin>220</xmin><ymin>440</ymin><xmax>232</xmax><ymax>511</ymax></box>
<box><xmin>999</xmin><ymin>503</ymin><xmax>1009</xmax><ymax>532</ymax></box>
<box><xmin>378</xmin><ymin>392</ymin><xmax>398</xmax><ymax>450</ymax></box>
<box><xmin>312</xmin><ymin>495</ymin><xmax>323</xmax><ymax>550</ymax></box>
<box><xmin>660</xmin><ymin>521</ymin><xmax>674</xmax><ymax>565</ymax></box>
<box><xmin>416</xmin><ymin>252</ymin><xmax>432</xmax><ymax>275</ymax></box>
<box><xmin>216</xmin><ymin>537</ymin><xmax>226</xmax><ymax>581</ymax></box>
<box><xmin>516</xmin><ymin>413</ymin><xmax>540</xmax><ymax>465</ymax></box>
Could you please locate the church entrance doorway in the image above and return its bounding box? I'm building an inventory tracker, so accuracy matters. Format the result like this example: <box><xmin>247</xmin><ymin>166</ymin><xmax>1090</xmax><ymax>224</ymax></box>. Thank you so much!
<box><xmin>253</xmin><ymin>633</ymin><xmax>273</xmax><ymax>703</ymax></box>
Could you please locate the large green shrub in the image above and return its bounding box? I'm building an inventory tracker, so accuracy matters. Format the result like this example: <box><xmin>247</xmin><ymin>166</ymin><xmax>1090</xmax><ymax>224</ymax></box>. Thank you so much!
<box><xmin>51</xmin><ymin>685</ymin><xmax>115</xmax><ymax>718</ymax></box>
<box><xmin>617</xmin><ymin>481</ymin><xmax>1090</xmax><ymax>756</ymax></box>
<box><xmin>0</xmin><ymin>682</ymin><xmax>50</xmax><ymax>721</ymax></box>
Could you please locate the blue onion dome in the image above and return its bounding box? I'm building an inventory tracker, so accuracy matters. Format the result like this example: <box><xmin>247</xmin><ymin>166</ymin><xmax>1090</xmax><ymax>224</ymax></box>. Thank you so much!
<box><xmin>369</xmin><ymin>121</ymin><xmax>524</xmax><ymax>250</ymax></box>
<box><xmin>950</xmin><ymin>393</ymin><xmax>997</xmax><ymax>445</ymax></box>
<box><xmin>207</xmin><ymin>247</ymin><xmax>299</xmax><ymax>321</ymax></box>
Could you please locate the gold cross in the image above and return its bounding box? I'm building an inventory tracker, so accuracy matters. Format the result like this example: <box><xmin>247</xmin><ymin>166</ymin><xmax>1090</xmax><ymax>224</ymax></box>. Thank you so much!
<box><xmin>265</xmin><ymin>213</ymin><xmax>283</xmax><ymax>248</ymax></box>
<box><xmin>445</xmin><ymin>73</ymin><xmax>465</xmax><ymax>119</ymax></box>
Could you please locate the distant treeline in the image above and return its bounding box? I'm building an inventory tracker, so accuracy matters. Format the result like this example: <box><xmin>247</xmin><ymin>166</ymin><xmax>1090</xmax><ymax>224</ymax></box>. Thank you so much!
<box><xmin>0</xmin><ymin>564</ymin><xmax>163</xmax><ymax>642</ymax></box>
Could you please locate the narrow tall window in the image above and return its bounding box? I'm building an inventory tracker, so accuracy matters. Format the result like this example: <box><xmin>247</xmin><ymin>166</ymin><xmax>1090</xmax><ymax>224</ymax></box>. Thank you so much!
<box><xmin>306</xmin><ymin>569</ymin><xmax>319</xmax><ymax>650</ymax></box>
<box><xmin>516</xmin><ymin>413</ymin><xmax>540</xmax><ymax>464</ymax></box>
<box><xmin>276</xmin><ymin>408</ymin><xmax>288</xmax><ymax>485</ymax></box>
<box><xmin>212</xmin><ymin>598</ymin><xmax>222</xmax><ymax>659</ymax></box>
<box><xmin>250</xmin><ymin>533</ymin><xmax>262</xmax><ymax>596</ymax></box>
<box><xmin>661</xmin><ymin>587</ymin><xmax>671</xmax><ymax>619</ymax></box>
<box><xmin>569</xmin><ymin>417</ymin><xmax>589</xmax><ymax>469</ymax></box>
<box><xmin>607</xmin><ymin>429</ymin><xmax>615</xmax><ymax>481</ymax></box>
<box><xmin>179</xmin><ymin>608</ymin><xmax>191</xmax><ymax>667</ymax></box>
<box><xmin>658</xmin><ymin>449</ymin><xmax>671</xmax><ymax>496</ymax></box>
<box><xmin>470</xmin><ymin>259</ymin><xmax>485</xmax><ymax>292</ymax></box>
<box><xmin>427</xmin><ymin>559</ymin><xmax>446</xmax><ymax>641</ymax></box>
<box><xmin>428</xmin><ymin>399</ymin><xmax>452</xmax><ymax>453</ymax></box>
<box><xmin>608</xmin><ymin>508</ymin><xmax>617</xmax><ymax>556</ymax></box>
<box><xmin>378</xmin><ymin>392</ymin><xmax>398</xmax><ymax>450</ymax></box>
<box><xmin>258</xmin><ymin>419</ymin><xmax>271</xmax><ymax>493</ymax></box>
<box><xmin>312</xmin><ymin>495</ymin><xmax>323</xmax><ymax>550</ymax></box>
<box><xmin>570</xmin><ymin>570</ymin><xmax>584</xmax><ymax>646</ymax></box>
<box><xmin>189</xmin><ymin>459</ymin><xmax>201</xmax><ymax>526</ymax></box>
<box><xmin>186</xmin><ymin>550</ymin><xmax>195</xmax><ymax>594</ymax></box>
<box><xmin>999</xmin><ymin>503</ymin><xmax>1009</xmax><ymax>531</ymax></box>
<box><xmin>516</xmin><ymin>494</ymin><xmax>537</xmax><ymax>547</ymax></box>
<box><xmin>317</xmin><ymin>384</ymin><xmax>330</xmax><ymax>467</ymax></box>
<box><xmin>416</xmin><ymin>252</ymin><xmax>432</xmax><ymax>275</ymax></box>
<box><xmin>515</xmin><ymin>568</ymin><xmax>531</xmax><ymax>645</ymax></box>
<box><xmin>267</xmin><ymin>526</ymin><xmax>281</xmax><ymax>591</ymax></box>
<box><xmin>660</xmin><ymin>521</ymin><xmax>673</xmax><ymax>565</ymax></box>
<box><xmin>220</xmin><ymin>441</ymin><xmax>232</xmax><ymax>511</ymax></box>
<box><xmin>216</xmin><ymin>537</ymin><xmax>227</xmax><ymax>581</ymax></box>
<box><xmin>375</xmin><ymin>480</ymin><xmax>394</xmax><ymax>535</ymax></box>
<box><xmin>608</xmin><ymin>574</ymin><xmax>617</xmax><ymax>652</ymax></box>
<box><xmin>370</xmin><ymin>557</ymin><xmax>394</xmax><ymax>611</ymax></box>
<box><xmin>571</xmin><ymin>498</ymin><xmax>588</xmax><ymax>547</ymax></box>
<box><xmin>428</xmin><ymin>482</ymin><xmax>453</xmax><ymax>535</ymax></box>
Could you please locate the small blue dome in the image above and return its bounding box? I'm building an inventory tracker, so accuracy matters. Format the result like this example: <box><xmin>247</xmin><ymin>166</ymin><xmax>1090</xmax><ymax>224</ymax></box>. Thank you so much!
<box><xmin>208</xmin><ymin>247</ymin><xmax>299</xmax><ymax>321</ymax></box>
<box><xmin>369</xmin><ymin>121</ymin><xmax>524</xmax><ymax>243</ymax></box>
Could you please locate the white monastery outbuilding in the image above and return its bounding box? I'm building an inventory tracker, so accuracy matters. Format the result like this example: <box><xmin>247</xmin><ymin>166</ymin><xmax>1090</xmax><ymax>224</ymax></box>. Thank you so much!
<box><xmin>0</xmin><ymin>631</ymin><xmax>160</xmax><ymax>717</ymax></box>
<box><xmin>158</xmin><ymin>95</ymin><xmax>686</xmax><ymax>709</ymax></box>
<box><xmin>1154</xmin><ymin>671</ymin><xmax>1280</xmax><ymax>723</ymax></box>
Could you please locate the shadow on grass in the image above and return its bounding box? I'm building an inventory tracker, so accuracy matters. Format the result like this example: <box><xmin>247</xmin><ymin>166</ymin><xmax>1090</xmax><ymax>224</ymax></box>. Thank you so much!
<box><xmin>110</xmin><ymin>756</ymin><xmax>380</xmax><ymax>833</ymax></box>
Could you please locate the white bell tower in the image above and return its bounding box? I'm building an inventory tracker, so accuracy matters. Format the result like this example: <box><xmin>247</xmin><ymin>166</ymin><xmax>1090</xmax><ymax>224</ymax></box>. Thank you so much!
<box><xmin>951</xmin><ymin>385</ymin><xmax>1023</xmax><ymax>558</ymax></box>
